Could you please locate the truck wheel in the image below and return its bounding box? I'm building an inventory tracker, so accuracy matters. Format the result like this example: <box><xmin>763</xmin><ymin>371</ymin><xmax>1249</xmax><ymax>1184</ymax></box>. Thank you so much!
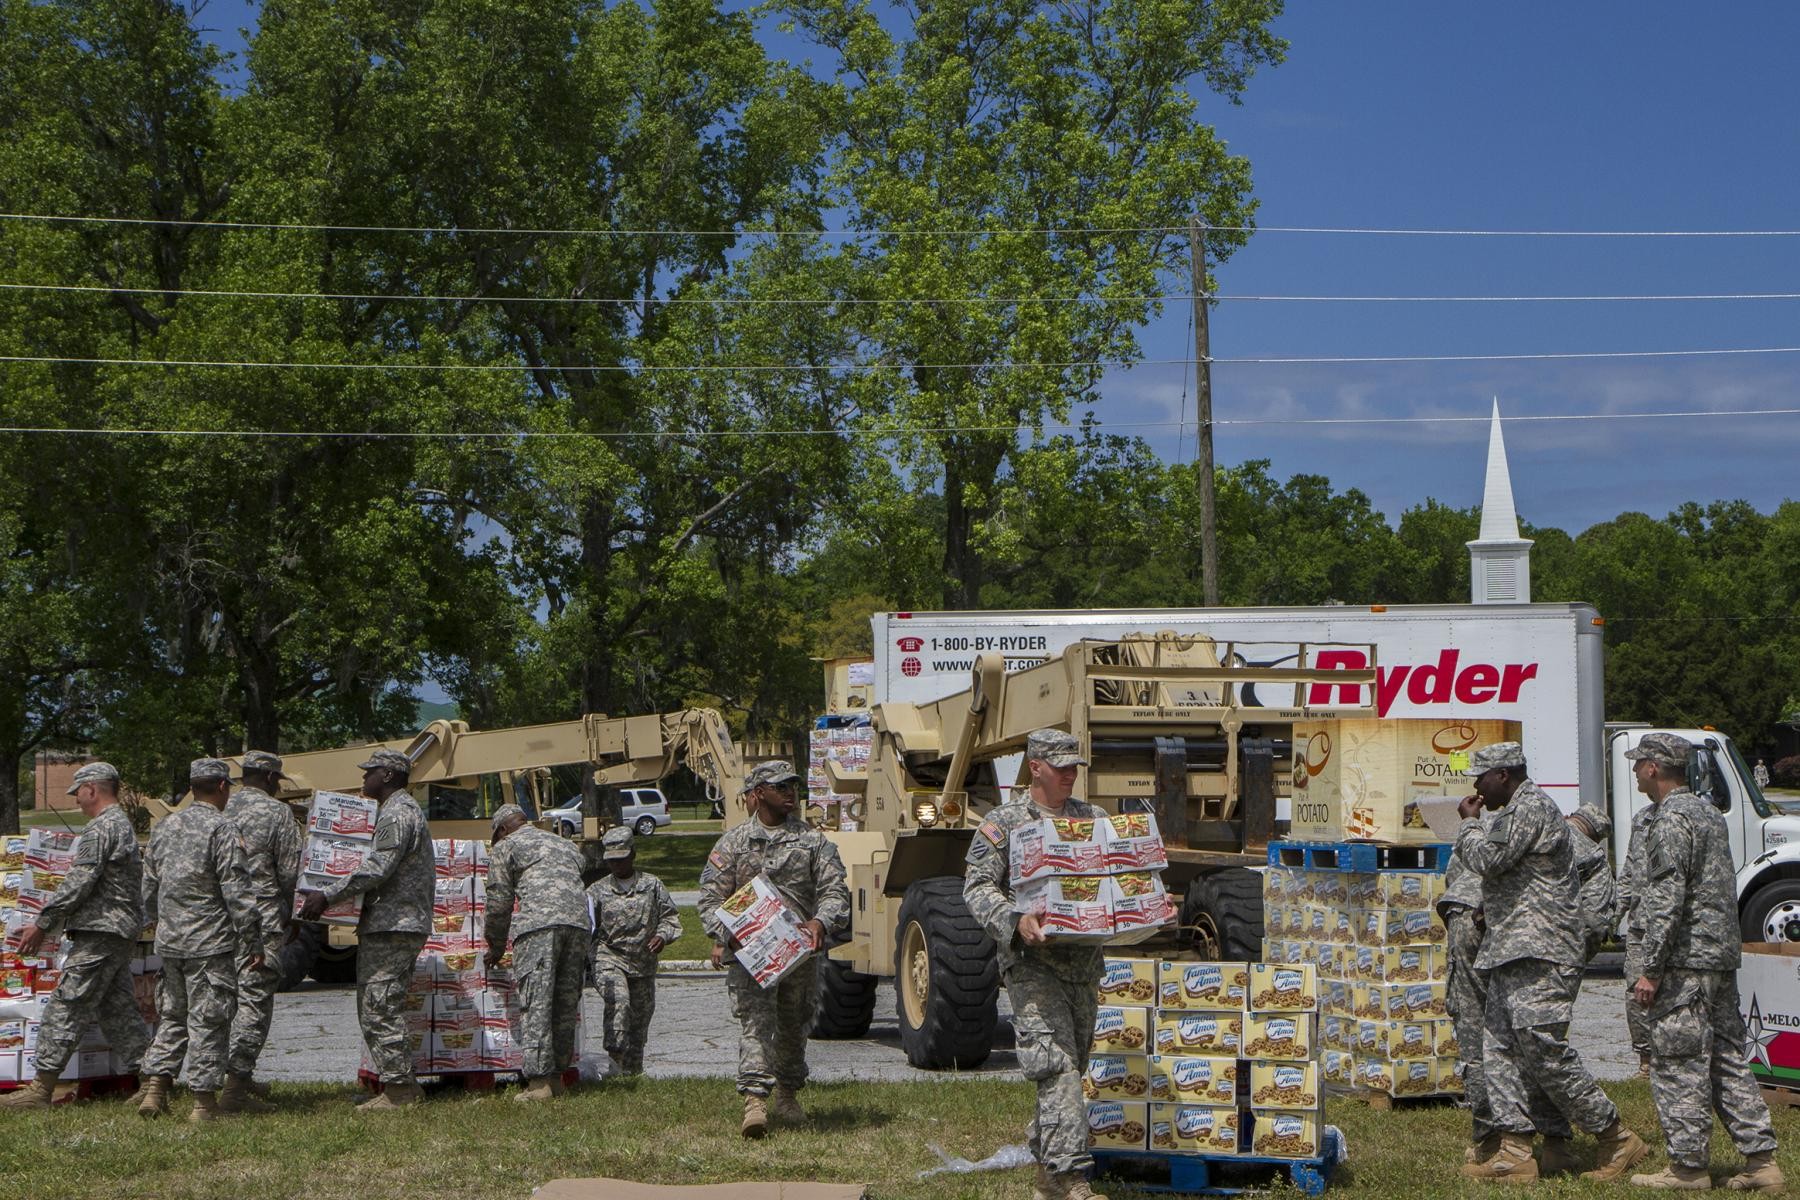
<box><xmin>811</xmin><ymin>956</ymin><xmax>878</xmax><ymax>1039</ymax></box>
<box><xmin>1181</xmin><ymin>867</ymin><xmax>1265</xmax><ymax>960</ymax></box>
<box><xmin>894</xmin><ymin>877</ymin><xmax>998</xmax><ymax>1069</ymax></box>
<box><xmin>275</xmin><ymin>922</ymin><xmax>324</xmax><ymax>991</ymax></box>
<box><xmin>1741</xmin><ymin>879</ymin><xmax>1800</xmax><ymax>944</ymax></box>
<box><xmin>308</xmin><ymin>941</ymin><xmax>358</xmax><ymax>985</ymax></box>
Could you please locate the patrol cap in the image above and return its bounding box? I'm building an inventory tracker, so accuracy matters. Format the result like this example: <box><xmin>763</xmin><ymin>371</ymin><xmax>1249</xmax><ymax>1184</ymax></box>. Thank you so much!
<box><xmin>241</xmin><ymin>749</ymin><xmax>286</xmax><ymax>777</ymax></box>
<box><xmin>1025</xmin><ymin>729</ymin><xmax>1087</xmax><ymax>768</ymax></box>
<box><xmin>490</xmin><ymin>803</ymin><xmax>526</xmax><ymax>834</ymax></box>
<box><xmin>1462</xmin><ymin>741</ymin><xmax>1526</xmax><ymax>777</ymax></box>
<box><xmin>602</xmin><ymin>826</ymin><xmax>636</xmax><ymax>860</ymax></box>
<box><xmin>188</xmin><ymin>757</ymin><xmax>232</xmax><ymax>783</ymax></box>
<box><xmin>744</xmin><ymin>760</ymin><xmax>801</xmax><ymax>792</ymax></box>
<box><xmin>66</xmin><ymin>761</ymin><xmax>121</xmax><ymax>794</ymax></box>
<box><xmin>1568</xmin><ymin>803</ymin><xmax>1612</xmax><ymax>842</ymax></box>
<box><xmin>1623</xmin><ymin>732</ymin><xmax>1691</xmax><ymax>769</ymax></box>
<box><xmin>356</xmin><ymin>748</ymin><xmax>412</xmax><ymax>775</ymax></box>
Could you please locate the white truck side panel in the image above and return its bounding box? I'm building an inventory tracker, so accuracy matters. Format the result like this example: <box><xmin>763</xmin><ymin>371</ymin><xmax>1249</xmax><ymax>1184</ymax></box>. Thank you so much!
<box><xmin>872</xmin><ymin>604</ymin><xmax>1602</xmax><ymax>812</ymax></box>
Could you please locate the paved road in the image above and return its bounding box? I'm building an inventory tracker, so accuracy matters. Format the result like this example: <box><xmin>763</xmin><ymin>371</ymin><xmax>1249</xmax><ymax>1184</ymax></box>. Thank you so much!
<box><xmin>256</xmin><ymin>966</ymin><xmax>1641</xmax><ymax>1086</ymax></box>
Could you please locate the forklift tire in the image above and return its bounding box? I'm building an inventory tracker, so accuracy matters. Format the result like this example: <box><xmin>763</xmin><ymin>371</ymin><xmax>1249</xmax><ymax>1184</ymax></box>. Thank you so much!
<box><xmin>1181</xmin><ymin>867</ymin><xmax>1265</xmax><ymax>961</ymax></box>
<box><xmin>894</xmin><ymin>877</ymin><xmax>998</xmax><ymax>1069</ymax></box>
<box><xmin>811</xmin><ymin>956</ymin><xmax>879</xmax><ymax>1039</ymax></box>
<box><xmin>308</xmin><ymin>941</ymin><xmax>358</xmax><ymax>985</ymax></box>
<box><xmin>275</xmin><ymin>922</ymin><xmax>324</xmax><ymax>991</ymax></box>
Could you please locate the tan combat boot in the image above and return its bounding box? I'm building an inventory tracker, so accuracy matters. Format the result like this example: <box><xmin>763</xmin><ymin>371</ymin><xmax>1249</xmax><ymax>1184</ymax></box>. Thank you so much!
<box><xmin>356</xmin><ymin>1078</ymin><xmax>423</xmax><ymax>1113</ymax></box>
<box><xmin>136</xmin><ymin>1074</ymin><xmax>172</xmax><ymax>1119</ymax></box>
<box><xmin>741</xmin><ymin>1094</ymin><xmax>768</xmax><ymax>1139</ymax></box>
<box><xmin>771</xmin><ymin>1085</ymin><xmax>806</xmax><ymax>1125</ymax></box>
<box><xmin>514</xmin><ymin>1077</ymin><xmax>556</xmax><ymax>1103</ymax></box>
<box><xmin>219</xmin><ymin>1073</ymin><xmax>276</xmax><ymax>1114</ymax></box>
<box><xmin>1461</xmin><ymin>1132</ymin><xmax>1538</xmax><ymax>1182</ymax></box>
<box><xmin>1465</xmin><ymin>1133</ymin><xmax>1502</xmax><ymax>1165</ymax></box>
<box><xmin>1585</xmin><ymin>1122</ymin><xmax>1652</xmax><ymax>1182</ymax></box>
<box><xmin>1725</xmin><ymin>1152</ymin><xmax>1785</xmax><ymax>1192</ymax></box>
<box><xmin>1629</xmin><ymin>1163</ymin><xmax>1712</xmax><ymax>1190</ymax></box>
<box><xmin>1636</xmin><ymin>1054</ymin><xmax>1651</xmax><ymax>1080</ymax></box>
<box><xmin>0</xmin><ymin>1070</ymin><xmax>56</xmax><ymax>1109</ymax></box>
<box><xmin>1061</xmin><ymin>1174</ymin><xmax>1107</xmax><ymax>1200</ymax></box>
<box><xmin>188</xmin><ymin>1090</ymin><xmax>220</xmax><ymax>1123</ymax></box>
<box><xmin>1540</xmin><ymin>1136</ymin><xmax>1582</xmax><ymax>1175</ymax></box>
<box><xmin>1032</xmin><ymin>1163</ymin><xmax>1061</xmax><ymax>1200</ymax></box>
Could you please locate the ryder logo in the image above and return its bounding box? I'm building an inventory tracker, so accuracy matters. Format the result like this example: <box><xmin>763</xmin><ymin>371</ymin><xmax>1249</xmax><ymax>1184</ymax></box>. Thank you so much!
<box><xmin>1307</xmin><ymin>648</ymin><xmax>1538</xmax><ymax>717</ymax></box>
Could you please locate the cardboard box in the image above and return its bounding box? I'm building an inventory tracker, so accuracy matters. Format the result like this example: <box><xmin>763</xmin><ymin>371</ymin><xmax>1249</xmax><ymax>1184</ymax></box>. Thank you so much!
<box><xmin>308</xmin><ymin>791</ymin><xmax>379</xmax><ymax>840</ymax></box>
<box><xmin>1157</xmin><ymin>961</ymin><xmax>1247</xmax><ymax>1012</ymax></box>
<box><xmin>1262</xmin><ymin>868</ymin><xmax>1303</xmax><ymax>903</ymax></box>
<box><xmin>1738</xmin><ymin>943</ymin><xmax>1800</xmax><ymax>1092</ymax></box>
<box><xmin>1243</xmin><ymin>1013</ymin><xmax>1312</xmax><ymax>1061</ymax></box>
<box><xmin>1153</xmin><ymin>1012</ymin><xmax>1241</xmax><ymax>1056</ymax></box>
<box><xmin>1150</xmin><ymin>1103</ymin><xmax>1240</xmax><ymax>1156</ymax></box>
<box><xmin>1083</xmin><ymin>1053</ymin><xmax>1152</xmax><ymax>1101</ymax></box>
<box><xmin>1097</xmin><ymin>958</ymin><xmax>1158</xmax><ymax>1006</ymax></box>
<box><xmin>1321</xmin><ymin>982</ymin><xmax>1353</xmax><ymax>1019</ymax></box>
<box><xmin>1103</xmin><ymin>813</ymin><xmax>1167</xmax><ymax>873</ymax></box>
<box><xmin>1386</xmin><ymin>982</ymin><xmax>1447</xmax><ymax>1020</ymax></box>
<box><xmin>1009</xmin><ymin>818</ymin><xmax>1108</xmax><ymax>884</ymax></box>
<box><xmin>1086</xmin><ymin>1101</ymin><xmax>1149</xmax><ymax>1151</ymax></box>
<box><xmin>1310</xmin><ymin>873</ymin><xmax>1349</xmax><ymax>905</ymax></box>
<box><xmin>479</xmin><ymin>1024</ymin><xmax>524</xmax><ymax>1071</ymax></box>
<box><xmin>1149</xmin><ymin>1054</ymin><xmax>1237</xmax><ymax>1105</ymax></box>
<box><xmin>716</xmin><ymin>876</ymin><xmax>814</xmax><ymax>988</ymax></box>
<box><xmin>0</xmin><ymin>837</ymin><xmax>24</xmax><ymax>872</ymax></box>
<box><xmin>434</xmin><ymin>839</ymin><xmax>480</xmax><ymax>880</ymax></box>
<box><xmin>300</xmin><ymin>837</ymin><xmax>373</xmax><ymax>879</ymax></box>
<box><xmin>1017</xmin><ymin>875</ymin><xmax>1112</xmax><ymax>939</ymax></box>
<box><xmin>1252</xmin><ymin>1111</ymin><xmax>1320</xmax><ymax>1159</ymax></box>
<box><xmin>1109</xmin><ymin>874</ymin><xmax>1176</xmax><ymax>942</ymax></box>
<box><xmin>1379</xmin><ymin>871</ymin><xmax>1443</xmax><ymax>911</ymax></box>
<box><xmin>1437</xmin><ymin>1058</ymin><xmax>1466</xmax><ymax>1095</ymax></box>
<box><xmin>1289</xmin><ymin>717</ymin><xmax>1523</xmax><ymax>844</ymax></box>
<box><xmin>1373</xmin><ymin>946</ymin><xmax>1434</xmax><ymax>984</ymax></box>
<box><xmin>26</xmin><ymin>828</ymin><xmax>79</xmax><ymax>855</ymax></box>
<box><xmin>1092</xmin><ymin>1005</ymin><xmax>1152</xmax><ymax>1053</ymax></box>
<box><xmin>1392</xmin><ymin>1058</ymin><xmax>1439</xmax><ymax>1097</ymax></box>
<box><xmin>1249</xmin><ymin>1060</ymin><xmax>1321</xmax><ymax>1110</ymax></box>
<box><xmin>1248</xmin><ymin>963</ymin><xmax>1318</xmax><ymax>1012</ymax></box>
<box><xmin>1322</xmin><ymin>1049</ymin><xmax>1356</xmax><ymax>1087</ymax></box>
<box><xmin>1320</xmin><ymin>1015</ymin><xmax>1351</xmax><ymax>1053</ymax></box>
<box><xmin>1380</xmin><ymin>1020</ymin><xmax>1436</xmax><ymax>1061</ymax></box>
<box><xmin>428</xmin><ymin>1028</ymin><xmax>480</xmax><ymax>1072</ymax></box>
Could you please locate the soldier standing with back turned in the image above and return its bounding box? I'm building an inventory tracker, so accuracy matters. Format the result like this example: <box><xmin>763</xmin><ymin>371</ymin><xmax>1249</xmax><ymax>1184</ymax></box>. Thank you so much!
<box><xmin>297</xmin><ymin>748</ymin><xmax>435</xmax><ymax>1111</ymax></box>
<box><xmin>1625</xmin><ymin>733</ymin><xmax>1782</xmax><ymax>1192</ymax></box>
<box><xmin>222</xmin><ymin>749</ymin><xmax>301</xmax><ymax>1110</ymax></box>
<box><xmin>965</xmin><ymin>729</ymin><xmax>1108</xmax><ymax>1200</ymax></box>
<box><xmin>699</xmin><ymin>761</ymin><xmax>849</xmax><ymax>1139</ymax></box>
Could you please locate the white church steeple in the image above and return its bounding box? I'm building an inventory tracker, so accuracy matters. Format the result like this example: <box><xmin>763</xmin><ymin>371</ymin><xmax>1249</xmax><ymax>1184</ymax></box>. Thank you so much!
<box><xmin>1466</xmin><ymin>399</ymin><xmax>1533</xmax><ymax>604</ymax></box>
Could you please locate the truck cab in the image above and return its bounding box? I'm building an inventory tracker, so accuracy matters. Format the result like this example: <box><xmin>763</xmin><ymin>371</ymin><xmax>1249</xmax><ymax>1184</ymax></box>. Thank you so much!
<box><xmin>1606</xmin><ymin>727</ymin><xmax>1800</xmax><ymax>942</ymax></box>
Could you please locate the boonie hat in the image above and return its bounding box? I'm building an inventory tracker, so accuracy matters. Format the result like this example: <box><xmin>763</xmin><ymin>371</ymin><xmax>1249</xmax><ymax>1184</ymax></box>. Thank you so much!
<box><xmin>1568</xmin><ymin>803</ymin><xmax>1612</xmax><ymax>841</ymax></box>
<box><xmin>744</xmin><ymin>760</ymin><xmax>802</xmax><ymax>791</ymax></box>
<box><xmin>356</xmin><ymin>748</ymin><xmax>412</xmax><ymax>775</ymax></box>
<box><xmin>1623</xmin><ymin>732</ymin><xmax>1692</xmax><ymax>770</ymax></box>
<box><xmin>1463</xmin><ymin>741</ymin><xmax>1526</xmax><ymax>777</ymax></box>
<box><xmin>1026</xmin><ymin>729</ymin><xmax>1088</xmax><ymax>768</ymax></box>
<box><xmin>602</xmin><ymin>826</ymin><xmax>636</xmax><ymax>860</ymax></box>
<box><xmin>241</xmin><ymin>749</ymin><xmax>286</xmax><ymax>777</ymax></box>
<box><xmin>188</xmin><ymin>757</ymin><xmax>232</xmax><ymax>783</ymax></box>
<box><xmin>490</xmin><ymin>803</ymin><xmax>526</xmax><ymax>834</ymax></box>
<box><xmin>66</xmin><ymin>761</ymin><xmax>121</xmax><ymax>795</ymax></box>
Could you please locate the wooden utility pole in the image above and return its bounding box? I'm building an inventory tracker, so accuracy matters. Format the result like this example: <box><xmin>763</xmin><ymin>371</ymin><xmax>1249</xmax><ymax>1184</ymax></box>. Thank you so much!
<box><xmin>1190</xmin><ymin>216</ymin><xmax>1218</xmax><ymax>605</ymax></box>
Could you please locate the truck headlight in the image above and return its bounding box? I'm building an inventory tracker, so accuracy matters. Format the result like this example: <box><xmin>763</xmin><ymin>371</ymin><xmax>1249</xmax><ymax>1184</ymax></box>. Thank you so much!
<box><xmin>912</xmin><ymin>799</ymin><xmax>939</xmax><ymax>827</ymax></box>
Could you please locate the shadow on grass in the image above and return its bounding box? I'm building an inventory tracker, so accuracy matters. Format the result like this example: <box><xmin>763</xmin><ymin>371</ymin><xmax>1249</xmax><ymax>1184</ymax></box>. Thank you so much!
<box><xmin>796</xmin><ymin>1105</ymin><xmax>893</xmax><ymax>1134</ymax></box>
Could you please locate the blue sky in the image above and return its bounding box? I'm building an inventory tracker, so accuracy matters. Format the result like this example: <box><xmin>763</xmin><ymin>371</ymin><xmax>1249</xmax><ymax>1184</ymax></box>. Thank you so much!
<box><xmin>194</xmin><ymin>2</ymin><xmax>1800</xmax><ymax>534</ymax></box>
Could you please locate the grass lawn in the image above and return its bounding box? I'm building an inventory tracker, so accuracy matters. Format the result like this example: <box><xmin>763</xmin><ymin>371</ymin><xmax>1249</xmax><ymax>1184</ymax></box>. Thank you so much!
<box><xmin>659</xmin><ymin>907</ymin><xmax>712</xmax><ymax>961</ymax></box>
<box><xmin>9</xmin><ymin>1076</ymin><xmax>1800</xmax><ymax>1200</ymax></box>
<box><xmin>632</xmin><ymin>833</ymin><xmax>715</xmax><ymax>891</ymax></box>
<box><xmin>15</xmin><ymin>809</ymin><xmax>88</xmax><ymax>830</ymax></box>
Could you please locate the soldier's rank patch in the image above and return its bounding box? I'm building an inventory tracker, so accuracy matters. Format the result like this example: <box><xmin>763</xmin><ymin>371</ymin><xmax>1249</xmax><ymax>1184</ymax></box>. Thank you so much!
<box><xmin>977</xmin><ymin>820</ymin><xmax>1003</xmax><ymax>847</ymax></box>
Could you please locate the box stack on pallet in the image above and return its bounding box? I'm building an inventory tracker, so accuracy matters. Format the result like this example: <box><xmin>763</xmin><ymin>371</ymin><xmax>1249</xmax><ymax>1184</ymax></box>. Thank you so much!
<box><xmin>1264</xmin><ymin>839</ymin><xmax>1457</xmax><ymax>1107</ymax></box>
<box><xmin>0</xmin><ymin>829</ymin><xmax>159</xmax><ymax>1095</ymax></box>
<box><xmin>1736</xmin><ymin>943</ymin><xmax>1800</xmax><ymax>1111</ymax></box>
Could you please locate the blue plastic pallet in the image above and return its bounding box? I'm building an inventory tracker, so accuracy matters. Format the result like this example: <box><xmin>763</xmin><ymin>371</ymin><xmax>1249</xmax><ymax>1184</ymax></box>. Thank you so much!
<box><xmin>1267</xmin><ymin>839</ymin><xmax>1452</xmax><ymax>874</ymax></box>
<box><xmin>1092</xmin><ymin>1127</ymin><xmax>1345</xmax><ymax>1197</ymax></box>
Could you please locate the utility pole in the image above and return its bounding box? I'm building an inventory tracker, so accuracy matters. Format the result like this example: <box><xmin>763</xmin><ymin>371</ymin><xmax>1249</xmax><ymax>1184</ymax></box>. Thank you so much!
<box><xmin>1190</xmin><ymin>215</ymin><xmax>1218</xmax><ymax>606</ymax></box>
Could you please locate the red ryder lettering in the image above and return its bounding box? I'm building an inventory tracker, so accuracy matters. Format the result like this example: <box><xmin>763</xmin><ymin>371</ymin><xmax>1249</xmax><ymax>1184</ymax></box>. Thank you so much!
<box><xmin>1307</xmin><ymin>648</ymin><xmax>1539</xmax><ymax>716</ymax></box>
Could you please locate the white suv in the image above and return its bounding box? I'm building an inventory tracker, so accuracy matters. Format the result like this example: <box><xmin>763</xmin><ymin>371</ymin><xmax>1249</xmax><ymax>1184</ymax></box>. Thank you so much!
<box><xmin>544</xmin><ymin>787</ymin><xmax>673</xmax><ymax>837</ymax></box>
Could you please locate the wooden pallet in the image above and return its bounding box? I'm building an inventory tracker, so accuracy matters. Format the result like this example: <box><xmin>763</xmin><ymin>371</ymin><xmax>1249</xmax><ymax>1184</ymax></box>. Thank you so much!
<box><xmin>357</xmin><ymin>1066</ymin><xmax>578</xmax><ymax>1093</ymax></box>
<box><xmin>1093</xmin><ymin>1128</ymin><xmax>1344</xmax><ymax>1197</ymax></box>
<box><xmin>1760</xmin><ymin>1085</ymin><xmax>1800</xmax><ymax>1111</ymax></box>
<box><xmin>1360</xmin><ymin>1089</ymin><xmax>1459</xmax><ymax>1111</ymax></box>
<box><xmin>1268</xmin><ymin>840</ymin><xmax>1452</xmax><ymax>874</ymax></box>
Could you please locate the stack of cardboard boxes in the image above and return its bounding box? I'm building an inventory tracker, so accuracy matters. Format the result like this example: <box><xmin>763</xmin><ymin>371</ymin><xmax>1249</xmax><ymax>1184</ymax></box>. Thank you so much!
<box><xmin>714</xmin><ymin>876</ymin><xmax>815</xmax><ymax>988</ymax></box>
<box><xmin>808</xmin><ymin>723</ymin><xmax>872</xmax><ymax>828</ymax></box>
<box><xmin>292</xmin><ymin>791</ymin><xmax>376</xmax><ymax>927</ymax></box>
<box><xmin>1084</xmin><ymin>958</ymin><xmax>1325</xmax><ymax>1161</ymax></box>
<box><xmin>1263</xmin><ymin>865</ymin><xmax>1460</xmax><ymax>1101</ymax></box>
<box><xmin>0</xmin><ymin>829</ymin><xmax>159</xmax><ymax>1087</ymax></box>
<box><xmin>1009</xmin><ymin>814</ymin><xmax>1176</xmax><ymax>942</ymax></box>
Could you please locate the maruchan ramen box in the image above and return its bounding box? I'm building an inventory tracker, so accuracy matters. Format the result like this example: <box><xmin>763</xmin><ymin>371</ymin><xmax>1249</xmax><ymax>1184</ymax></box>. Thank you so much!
<box><xmin>1083</xmin><ymin>1053</ymin><xmax>1152</xmax><ymax>1101</ymax></box>
<box><xmin>1103</xmin><ymin>812</ymin><xmax>1168</xmax><ymax>872</ymax></box>
<box><xmin>1150</xmin><ymin>1103</ymin><xmax>1241</xmax><ymax>1156</ymax></box>
<box><xmin>1154</xmin><ymin>1012</ymin><xmax>1242</xmax><ymax>1056</ymax></box>
<box><xmin>1252</xmin><ymin>1111</ymin><xmax>1320</xmax><ymax>1159</ymax></box>
<box><xmin>1092</xmin><ymin>1005</ymin><xmax>1152</xmax><ymax>1053</ymax></box>
<box><xmin>1097</xmin><ymin>957</ymin><xmax>1158</xmax><ymax>1006</ymax></box>
<box><xmin>1086</xmin><ymin>1101</ymin><xmax>1150</xmax><ymax>1151</ymax></box>
<box><xmin>1243</xmin><ymin>1013</ymin><xmax>1312</xmax><ymax>1061</ymax></box>
<box><xmin>1009</xmin><ymin>817</ymin><xmax>1108</xmax><ymax>884</ymax></box>
<box><xmin>1148</xmin><ymin>1054</ymin><xmax>1237</xmax><ymax>1105</ymax></box>
<box><xmin>1108</xmin><ymin>873</ymin><xmax>1176</xmax><ymax>942</ymax></box>
<box><xmin>1289</xmin><ymin>717</ymin><xmax>1523</xmax><ymax>844</ymax></box>
<box><xmin>715</xmin><ymin>876</ymin><xmax>815</xmax><ymax>988</ymax></box>
<box><xmin>293</xmin><ymin>870</ymin><xmax>363</xmax><ymax>926</ymax></box>
<box><xmin>1017</xmin><ymin>875</ymin><xmax>1113</xmax><ymax>940</ymax></box>
<box><xmin>1249</xmin><ymin>1061</ymin><xmax>1321</xmax><ymax>1111</ymax></box>
<box><xmin>1157</xmin><ymin>961</ymin><xmax>1247</xmax><ymax>1012</ymax></box>
<box><xmin>301</xmin><ymin>836</ymin><xmax>372</xmax><ymax>879</ymax></box>
<box><xmin>1248</xmin><ymin>963</ymin><xmax>1318</xmax><ymax>1013</ymax></box>
<box><xmin>308</xmin><ymin>791</ymin><xmax>379</xmax><ymax>840</ymax></box>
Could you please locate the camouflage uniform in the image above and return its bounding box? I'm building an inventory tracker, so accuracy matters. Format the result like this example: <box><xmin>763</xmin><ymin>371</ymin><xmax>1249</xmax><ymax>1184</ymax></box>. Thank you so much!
<box><xmin>32</xmin><ymin>798</ymin><xmax>151</xmax><ymax>1079</ymax></box>
<box><xmin>485</xmin><ymin>823</ymin><xmax>589</xmax><ymax>1079</ymax></box>
<box><xmin>589</xmin><ymin>854</ymin><xmax>681</xmax><ymax>1074</ymax></box>
<box><xmin>223</xmin><ymin>768</ymin><xmax>301</xmax><ymax>1077</ymax></box>
<box><xmin>1455</xmin><ymin>772</ymin><xmax>1619</xmax><ymax>1136</ymax></box>
<box><xmin>1617</xmin><ymin>804</ymin><xmax>1655</xmax><ymax>1059</ymax></box>
<box><xmin>320</xmin><ymin>785</ymin><xmax>434</xmax><ymax>1084</ymax></box>
<box><xmin>965</xmin><ymin>731</ymin><xmax>1106</xmax><ymax>1180</ymax></box>
<box><xmin>1636</xmin><ymin>785</ymin><xmax>1777</xmax><ymax>1169</ymax></box>
<box><xmin>141</xmin><ymin>797</ymin><xmax>261</xmax><ymax>1092</ymax></box>
<box><xmin>698</xmin><ymin>796</ymin><xmax>850</xmax><ymax>1098</ymax></box>
<box><xmin>1565</xmin><ymin>805</ymin><xmax>1618</xmax><ymax>963</ymax></box>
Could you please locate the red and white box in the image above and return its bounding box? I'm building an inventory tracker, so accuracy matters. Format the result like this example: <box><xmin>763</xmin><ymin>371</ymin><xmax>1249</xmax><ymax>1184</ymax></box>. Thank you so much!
<box><xmin>427</xmin><ymin>1028</ymin><xmax>480</xmax><ymax>1072</ymax></box>
<box><xmin>25</xmin><ymin>828</ymin><xmax>79</xmax><ymax>856</ymax></box>
<box><xmin>478</xmin><ymin>1024</ymin><xmax>524</xmax><ymax>1071</ymax></box>
<box><xmin>307</xmin><ymin>791</ymin><xmax>378</xmax><ymax>840</ymax></box>
<box><xmin>433</xmin><ymin>840</ymin><xmax>480</xmax><ymax>880</ymax></box>
<box><xmin>301</xmin><ymin>838</ymin><xmax>372</xmax><ymax>879</ymax></box>
<box><xmin>1109</xmin><ymin>874</ymin><xmax>1177</xmax><ymax>942</ymax></box>
<box><xmin>715</xmin><ymin>876</ymin><xmax>815</xmax><ymax>988</ymax></box>
<box><xmin>1016</xmin><ymin>874</ymin><xmax>1113</xmax><ymax>939</ymax></box>
<box><xmin>1010</xmin><ymin>817</ymin><xmax>1109</xmax><ymax>884</ymax></box>
<box><xmin>1104</xmin><ymin>813</ymin><xmax>1169</xmax><ymax>873</ymax></box>
<box><xmin>292</xmin><ymin>870</ymin><xmax>362</xmax><ymax>926</ymax></box>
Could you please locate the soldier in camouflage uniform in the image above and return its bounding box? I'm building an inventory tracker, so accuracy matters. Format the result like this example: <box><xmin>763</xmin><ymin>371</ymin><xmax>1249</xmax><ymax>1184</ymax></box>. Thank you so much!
<box><xmin>2</xmin><ymin>762</ymin><xmax>151</xmax><ymax>1109</ymax></box>
<box><xmin>698</xmin><ymin>760</ymin><xmax>849</xmax><ymax>1138</ymax></box>
<box><xmin>222</xmin><ymin>749</ymin><xmax>301</xmax><ymax>1111</ymax></box>
<box><xmin>298</xmin><ymin>748</ymin><xmax>435</xmax><ymax>1111</ymax></box>
<box><xmin>965</xmin><ymin>730</ymin><xmax>1109</xmax><ymax>1200</ymax></box>
<box><xmin>589</xmin><ymin>825</ymin><xmax>682</xmax><ymax>1076</ymax></box>
<box><xmin>1624</xmin><ymin>733</ymin><xmax>1781</xmax><ymax>1191</ymax></box>
<box><xmin>1454</xmin><ymin>742</ymin><xmax>1647</xmax><ymax>1184</ymax></box>
<box><xmin>1566</xmin><ymin>803</ymin><xmax>1618</xmax><ymax>963</ymax></box>
<box><xmin>138</xmin><ymin>758</ymin><xmax>262</xmax><ymax>1121</ymax></box>
<box><xmin>1619</xmin><ymin>803</ymin><xmax>1656</xmax><ymax>1077</ymax></box>
<box><xmin>485</xmin><ymin>804</ymin><xmax>590</xmax><ymax>1101</ymax></box>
